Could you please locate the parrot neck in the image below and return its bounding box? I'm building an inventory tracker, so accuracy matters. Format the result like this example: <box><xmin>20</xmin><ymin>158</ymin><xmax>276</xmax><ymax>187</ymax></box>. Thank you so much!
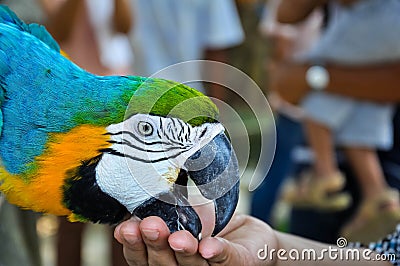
<box><xmin>62</xmin><ymin>154</ymin><xmax>130</xmax><ymax>224</ymax></box>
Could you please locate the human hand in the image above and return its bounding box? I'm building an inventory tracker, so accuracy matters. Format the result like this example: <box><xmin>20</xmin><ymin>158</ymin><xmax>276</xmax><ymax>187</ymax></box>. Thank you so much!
<box><xmin>268</xmin><ymin>61</ymin><xmax>310</xmax><ymax>105</ymax></box>
<box><xmin>114</xmin><ymin>214</ymin><xmax>278</xmax><ymax>266</ymax></box>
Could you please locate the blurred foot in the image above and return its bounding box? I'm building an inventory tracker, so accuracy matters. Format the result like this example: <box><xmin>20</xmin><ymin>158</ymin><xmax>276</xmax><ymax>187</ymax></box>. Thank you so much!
<box><xmin>340</xmin><ymin>188</ymin><xmax>400</xmax><ymax>244</ymax></box>
<box><xmin>282</xmin><ymin>171</ymin><xmax>352</xmax><ymax>211</ymax></box>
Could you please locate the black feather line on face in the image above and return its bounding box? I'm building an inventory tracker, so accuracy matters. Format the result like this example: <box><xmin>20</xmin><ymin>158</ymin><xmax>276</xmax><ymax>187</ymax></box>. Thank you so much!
<box><xmin>62</xmin><ymin>154</ymin><xmax>129</xmax><ymax>224</ymax></box>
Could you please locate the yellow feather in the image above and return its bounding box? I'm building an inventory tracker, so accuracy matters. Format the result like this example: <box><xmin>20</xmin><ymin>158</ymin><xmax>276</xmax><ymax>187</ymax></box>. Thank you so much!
<box><xmin>0</xmin><ymin>125</ymin><xmax>111</xmax><ymax>218</ymax></box>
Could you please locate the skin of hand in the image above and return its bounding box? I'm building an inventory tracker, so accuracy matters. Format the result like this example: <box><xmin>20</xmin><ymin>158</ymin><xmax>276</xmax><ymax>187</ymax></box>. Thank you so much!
<box><xmin>114</xmin><ymin>212</ymin><xmax>391</xmax><ymax>266</ymax></box>
<box><xmin>114</xmin><ymin>213</ymin><xmax>277</xmax><ymax>266</ymax></box>
<box><xmin>268</xmin><ymin>61</ymin><xmax>310</xmax><ymax>105</ymax></box>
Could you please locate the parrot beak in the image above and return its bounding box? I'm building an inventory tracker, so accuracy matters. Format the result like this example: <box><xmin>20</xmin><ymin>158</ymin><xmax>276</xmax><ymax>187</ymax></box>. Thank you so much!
<box><xmin>132</xmin><ymin>188</ymin><xmax>203</xmax><ymax>238</ymax></box>
<box><xmin>133</xmin><ymin>132</ymin><xmax>239</xmax><ymax>239</ymax></box>
<box><xmin>185</xmin><ymin>132</ymin><xmax>240</xmax><ymax>236</ymax></box>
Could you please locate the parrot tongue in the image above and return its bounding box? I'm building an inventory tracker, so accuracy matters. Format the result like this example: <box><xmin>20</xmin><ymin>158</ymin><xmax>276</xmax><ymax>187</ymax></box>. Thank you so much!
<box><xmin>132</xmin><ymin>187</ymin><xmax>202</xmax><ymax>239</ymax></box>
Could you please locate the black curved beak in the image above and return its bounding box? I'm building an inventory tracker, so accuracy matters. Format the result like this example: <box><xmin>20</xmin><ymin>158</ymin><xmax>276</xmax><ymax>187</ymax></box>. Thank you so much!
<box><xmin>133</xmin><ymin>132</ymin><xmax>239</xmax><ymax>239</ymax></box>
<box><xmin>185</xmin><ymin>132</ymin><xmax>240</xmax><ymax>236</ymax></box>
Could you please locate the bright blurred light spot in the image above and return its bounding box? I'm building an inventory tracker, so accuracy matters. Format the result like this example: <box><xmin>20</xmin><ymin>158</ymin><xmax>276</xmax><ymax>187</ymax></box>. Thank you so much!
<box><xmin>36</xmin><ymin>215</ymin><xmax>59</xmax><ymax>238</ymax></box>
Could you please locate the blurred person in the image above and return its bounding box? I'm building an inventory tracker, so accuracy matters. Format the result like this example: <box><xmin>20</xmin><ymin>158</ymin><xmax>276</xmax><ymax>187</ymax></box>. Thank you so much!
<box><xmin>270</xmin><ymin>0</ymin><xmax>400</xmax><ymax>105</ymax></box>
<box><xmin>272</xmin><ymin>0</ymin><xmax>400</xmax><ymax>242</ymax></box>
<box><xmin>280</xmin><ymin>0</ymin><xmax>400</xmax><ymax>244</ymax></box>
<box><xmin>127</xmin><ymin>0</ymin><xmax>244</xmax><ymax>99</ymax></box>
<box><xmin>45</xmin><ymin>0</ymin><xmax>133</xmax><ymax>76</ymax></box>
<box><xmin>250</xmin><ymin>0</ymin><xmax>323</xmax><ymax>225</ymax></box>
<box><xmin>43</xmin><ymin>0</ymin><xmax>133</xmax><ymax>265</ymax></box>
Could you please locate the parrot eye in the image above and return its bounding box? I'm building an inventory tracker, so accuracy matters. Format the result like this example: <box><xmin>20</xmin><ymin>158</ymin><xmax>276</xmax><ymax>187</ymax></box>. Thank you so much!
<box><xmin>137</xmin><ymin>121</ymin><xmax>154</xmax><ymax>136</ymax></box>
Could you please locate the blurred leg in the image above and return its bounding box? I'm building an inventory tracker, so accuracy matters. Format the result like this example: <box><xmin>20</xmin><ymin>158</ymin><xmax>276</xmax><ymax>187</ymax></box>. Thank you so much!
<box><xmin>303</xmin><ymin>119</ymin><xmax>337</xmax><ymax>177</ymax></box>
<box><xmin>340</xmin><ymin>147</ymin><xmax>400</xmax><ymax>243</ymax></box>
<box><xmin>344</xmin><ymin>147</ymin><xmax>387</xmax><ymax>198</ymax></box>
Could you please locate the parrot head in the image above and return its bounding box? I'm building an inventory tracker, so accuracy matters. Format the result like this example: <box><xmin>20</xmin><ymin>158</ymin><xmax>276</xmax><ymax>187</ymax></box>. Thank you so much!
<box><xmin>61</xmin><ymin>81</ymin><xmax>240</xmax><ymax>238</ymax></box>
<box><xmin>0</xmin><ymin>5</ymin><xmax>239</xmax><ymax>238</ymax></box>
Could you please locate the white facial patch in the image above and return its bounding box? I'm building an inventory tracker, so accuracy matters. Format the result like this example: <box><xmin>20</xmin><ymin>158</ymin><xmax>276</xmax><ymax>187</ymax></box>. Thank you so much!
<box><xmin>95</xmin><ymin>114</ymin><xmax>224</xmax><ymax>212</ymax></box>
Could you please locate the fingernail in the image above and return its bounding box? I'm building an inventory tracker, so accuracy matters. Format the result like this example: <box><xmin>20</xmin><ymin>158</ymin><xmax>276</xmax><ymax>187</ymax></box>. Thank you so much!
<box><xmin>201</xmin><ymin>250</ymin><xmax>215</xmax><ymax>259</ymax></box>
<box><xmin>170</xmin><ymin>244</ymin><xmax>185</xmax><ymax>253</ymax></box>
<box><xmin>123</xmin><ymin>234</ymin><xmax>140</xmax><ymax>246</ymax></box>
<box><xmin>142</xmin><ymin>229</ymin><xmax>159</xmax><ymax>241</ymax></box>
<box><xmin>201</xmin><ymin>238</ymin><xmax>223</xmax><ymax>259</ymax></box>
<box><xmin>201</xmin><ymin>247</ymin><xmax>216</xmax><ymax>259</ymax></box>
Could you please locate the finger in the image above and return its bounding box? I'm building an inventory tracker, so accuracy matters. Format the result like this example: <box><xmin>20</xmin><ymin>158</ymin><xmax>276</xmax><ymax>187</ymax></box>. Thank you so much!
<box><xmin>199</xmin><ymin>237</ymin><xmax>248</xmax><ymax>266</ymax></box>
<box><xmin>114</xmin><ymin>217</ymin><xmax>147</xmax><ymax>266</ymax></box>
<box><xmin>168</xmin><ymin>230</ymin><xmax>208</xmax><ymax>266</ymax></box>
<box><xmin>139</xmin><ymin>216</ymin><xmax>177</xmax><ymax>266</ymax></box>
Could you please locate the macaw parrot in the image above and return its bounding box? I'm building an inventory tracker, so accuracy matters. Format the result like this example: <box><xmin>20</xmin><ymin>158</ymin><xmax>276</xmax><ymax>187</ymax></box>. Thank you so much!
<box><xmin>0</xmin><ymin>5</ymin><xmax>239</xmax><ymax>238</ymax></box>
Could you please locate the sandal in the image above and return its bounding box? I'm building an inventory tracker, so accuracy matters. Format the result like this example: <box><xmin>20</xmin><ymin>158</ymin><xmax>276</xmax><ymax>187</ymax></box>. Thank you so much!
<box><xmin>340</xmin><ymin>188</ymin><xmax>400</xmax><ymax>244</ymax></box>
<box><xmin>281</xmin><ymin>171</ymin><xmax>352</xmax><ymax>211</ymax></box>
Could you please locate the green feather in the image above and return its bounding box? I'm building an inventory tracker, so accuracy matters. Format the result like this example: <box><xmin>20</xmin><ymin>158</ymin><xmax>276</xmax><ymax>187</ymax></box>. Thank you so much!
<box><xmin>127</xmin><ymin>78</ymin><xmax>219</xmax><ymax>126</ymax></box>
